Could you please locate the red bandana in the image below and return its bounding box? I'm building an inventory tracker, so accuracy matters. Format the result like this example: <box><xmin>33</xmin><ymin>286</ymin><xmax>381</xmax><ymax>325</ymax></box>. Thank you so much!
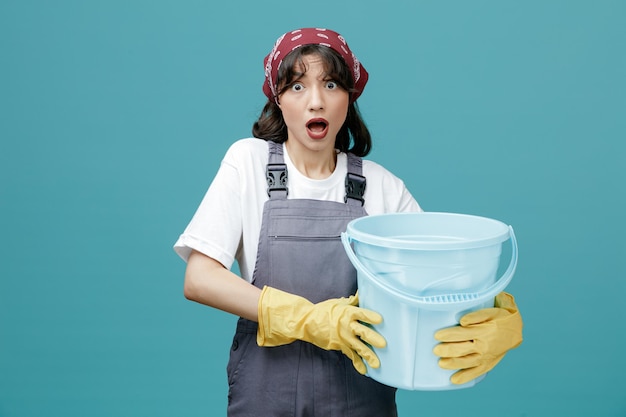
<box><xmin>262</xmin><ymin>28</ymin><xmax>368</xmax><ymax>104</ymax></box>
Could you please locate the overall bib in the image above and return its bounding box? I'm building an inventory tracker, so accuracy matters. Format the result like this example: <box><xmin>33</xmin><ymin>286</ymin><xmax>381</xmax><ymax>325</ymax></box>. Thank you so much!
<box><xmin>226</xmin><ymin>142</ymin><xmax>397</xmax><ymax>417</ymax></box>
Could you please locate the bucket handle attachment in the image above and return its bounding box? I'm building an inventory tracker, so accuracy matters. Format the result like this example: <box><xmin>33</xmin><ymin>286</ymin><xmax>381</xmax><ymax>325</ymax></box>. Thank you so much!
<box><xmin>341</xmin><ymin>226</ymin><xmax>518</xmax><ymax>307</ymax></box>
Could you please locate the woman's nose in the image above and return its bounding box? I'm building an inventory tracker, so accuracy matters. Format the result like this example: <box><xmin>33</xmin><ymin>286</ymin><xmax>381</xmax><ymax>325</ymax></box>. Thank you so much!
<box><xmin>308</xmin><ymin>85</ymin><xmax>324</xmax><ymax>110</ymax></box>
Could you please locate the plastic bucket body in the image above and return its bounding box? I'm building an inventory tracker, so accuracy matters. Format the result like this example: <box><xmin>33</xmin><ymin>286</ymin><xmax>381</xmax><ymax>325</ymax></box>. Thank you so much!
<box><xmin>341</xmin><ymin>212</ymin><xmax>517</xmax><ymax>391</ymax></box>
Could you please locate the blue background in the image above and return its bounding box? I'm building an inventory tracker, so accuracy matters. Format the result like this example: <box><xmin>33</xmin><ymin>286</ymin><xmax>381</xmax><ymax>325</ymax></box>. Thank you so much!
<box><xmin>1</xmin><ymin>0</ymin><xmax>625</xmax><ymax>416</ymax></box>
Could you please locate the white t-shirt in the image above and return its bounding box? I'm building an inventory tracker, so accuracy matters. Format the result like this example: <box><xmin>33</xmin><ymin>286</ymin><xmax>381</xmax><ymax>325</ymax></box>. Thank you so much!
<box><xmin>174</xmin><ymin>138</ymin><xmax>422</xmax><ymax>282</ymax></box>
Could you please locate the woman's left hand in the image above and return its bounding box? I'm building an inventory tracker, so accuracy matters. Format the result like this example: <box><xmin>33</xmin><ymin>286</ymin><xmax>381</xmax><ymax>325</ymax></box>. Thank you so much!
<box><xmin>432</xmin><ymin>292</ymin><xmax>523</xmax><ymax>385</ymax></box>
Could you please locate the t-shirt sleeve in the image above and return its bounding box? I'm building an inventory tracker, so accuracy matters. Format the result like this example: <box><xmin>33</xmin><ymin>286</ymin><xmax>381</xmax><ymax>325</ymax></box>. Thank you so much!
<box><xmin>173</xmin><ymin>149</ymin><xmax>243</xmax><ymax>268</ymax></box>
<box><xmin>362</xmin><ymin>160</ymin><xmax>423</xmax><ymax>214</ymax></box>
<box><xmin>395</xmin><ymin>182</ymin><xmax>423</xmax><ymax>213</ymax></box>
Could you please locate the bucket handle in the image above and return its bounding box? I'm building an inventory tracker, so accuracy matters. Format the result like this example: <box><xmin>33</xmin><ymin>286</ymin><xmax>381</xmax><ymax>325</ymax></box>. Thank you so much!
<box><xmin>341</xmin><ymin>226</ymin><xmax>518</xmax><ymax>306</ymax></box>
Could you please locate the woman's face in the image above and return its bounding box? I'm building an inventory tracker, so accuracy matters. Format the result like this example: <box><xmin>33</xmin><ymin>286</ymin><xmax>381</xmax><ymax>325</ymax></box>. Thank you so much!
<box><xmin>278</xmin><ymin>53</ymin><xmax>349</xmax><ymax>157</ymax></box>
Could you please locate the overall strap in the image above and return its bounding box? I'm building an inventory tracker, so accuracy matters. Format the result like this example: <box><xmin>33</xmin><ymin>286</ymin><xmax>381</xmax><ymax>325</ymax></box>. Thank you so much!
<box><xmin>266</xmin><ymin>141</ymin><xmax>288</xmax><ymax>199</ymax></box>
<box><xmin>345</xmin><ymin>153</ymin><xmax>366</xmax><ymax>206</ymax></box>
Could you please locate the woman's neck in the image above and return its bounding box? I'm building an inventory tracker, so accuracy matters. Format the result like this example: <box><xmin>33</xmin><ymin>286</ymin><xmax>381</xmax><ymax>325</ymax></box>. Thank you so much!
<box><xmin>284</xmin><ymin>141</ymin><xmax>337</xmax><ymax>180</ymax></box>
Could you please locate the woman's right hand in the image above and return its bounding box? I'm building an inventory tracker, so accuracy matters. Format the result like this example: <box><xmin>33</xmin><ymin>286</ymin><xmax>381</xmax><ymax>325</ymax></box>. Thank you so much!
<box><xmin>256</xmin><ymin>286</ymin><xmax>386</xmax><ymax>374</ymax></box>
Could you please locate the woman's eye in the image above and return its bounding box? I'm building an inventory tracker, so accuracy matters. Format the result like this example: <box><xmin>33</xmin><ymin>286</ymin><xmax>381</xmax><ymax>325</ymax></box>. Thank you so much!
<box><xmin>326</xmin><ymin>81</ymin><xmax>338</xmax><ymax>90</ymax></box>
<box><xmin>290</xmin><ymin>83</ymin><xmax>304</xmax><ymax>92</ymax></box>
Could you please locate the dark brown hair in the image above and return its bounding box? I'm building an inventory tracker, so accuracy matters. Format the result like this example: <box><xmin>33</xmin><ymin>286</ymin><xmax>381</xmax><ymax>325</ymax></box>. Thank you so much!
<box><xmin>252</xmin><ymin>44</ymin><xmax>372</xmax><ymax>157</ymax></box>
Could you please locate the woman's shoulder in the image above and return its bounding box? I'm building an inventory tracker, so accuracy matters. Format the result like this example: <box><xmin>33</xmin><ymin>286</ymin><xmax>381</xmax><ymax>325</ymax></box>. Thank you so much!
<box><xmin>223</xmin><ymin>138</ymin><xmax>270</xmax><ymax>165</ymax></box>
<box><xmin>361</xmin><ymin>158</ymin><xmax>402</xmax><ymax>182</ymax></box>
<box><xmin>227</xmin><ymin>137</ymin><xmax>269</xmax><ymax>155</ymax></box>
<box><xmin>360</xmin><ymin>157</ymin><xmax>422</xmax><ymax>213</ymax></box>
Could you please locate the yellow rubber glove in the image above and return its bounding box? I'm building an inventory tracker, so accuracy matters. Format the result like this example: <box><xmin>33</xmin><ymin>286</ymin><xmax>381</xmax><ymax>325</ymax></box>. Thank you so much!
<box><xmin>433</xmin><ymin>291</ymin><xmax>523</xmax><ymax>385</ymax></box>
<box><xmin>257</xmin><ymin>286</ymin><xmax>386</xmax><ymax>375</ymax></box>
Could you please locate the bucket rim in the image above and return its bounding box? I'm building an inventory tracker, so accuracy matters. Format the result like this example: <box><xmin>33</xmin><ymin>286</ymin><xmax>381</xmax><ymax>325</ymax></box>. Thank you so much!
<box><xmin>346</xmin><ymin>212</ymin><xmax>511</xmax><ymax>250</ymax></box>
<box><xmin>342</xmin><ymin>226</ymin><xmax>518</xmax><ymax>310</ymax></box>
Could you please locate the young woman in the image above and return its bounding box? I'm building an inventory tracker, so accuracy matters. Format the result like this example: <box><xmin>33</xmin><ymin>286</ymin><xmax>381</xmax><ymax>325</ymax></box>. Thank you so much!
<box><xmin>174</xmin><ymin>28</ymin><xmax>522</xmax><ymax>417</ymax></box>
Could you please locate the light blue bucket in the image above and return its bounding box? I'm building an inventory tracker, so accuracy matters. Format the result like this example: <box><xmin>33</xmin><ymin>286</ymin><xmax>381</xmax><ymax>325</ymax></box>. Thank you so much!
<box><xmin>341</xmin><ymin>212</ymin><xmax>517</xmax><ymax>391</ymax></box>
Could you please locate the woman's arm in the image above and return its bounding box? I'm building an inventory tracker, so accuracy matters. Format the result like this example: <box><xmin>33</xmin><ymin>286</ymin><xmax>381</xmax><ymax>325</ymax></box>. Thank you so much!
<box><xmin>183</xmin><ymin>249</ymin><xmax>261</xmax><ymax>321</ymax></box>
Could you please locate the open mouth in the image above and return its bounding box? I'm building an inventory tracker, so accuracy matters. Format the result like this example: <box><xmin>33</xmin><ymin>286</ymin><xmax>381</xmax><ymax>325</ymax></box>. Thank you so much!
<box><xmin>306</xmin><ymin>118</ymin><xmax>329</xmax><ymax>139</ymax></box>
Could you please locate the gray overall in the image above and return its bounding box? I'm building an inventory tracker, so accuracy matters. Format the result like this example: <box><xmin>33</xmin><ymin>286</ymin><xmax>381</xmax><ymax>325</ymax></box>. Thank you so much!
<box><xmin>226</xmin><ymin>141</ymin><xmax>397</xmax><ymax>417</ymax></box>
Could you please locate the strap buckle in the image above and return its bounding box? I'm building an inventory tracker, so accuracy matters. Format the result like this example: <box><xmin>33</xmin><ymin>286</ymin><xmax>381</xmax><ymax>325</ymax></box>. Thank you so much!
<box><xmin>344</xmin><ymin>172</ymin><xmax>366</xmax><ymax>206</ymax></box>
<box><xmin>266</xmin><ymin>163</ymin><xmax>288</xmax><ymax>197</ymax></box>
